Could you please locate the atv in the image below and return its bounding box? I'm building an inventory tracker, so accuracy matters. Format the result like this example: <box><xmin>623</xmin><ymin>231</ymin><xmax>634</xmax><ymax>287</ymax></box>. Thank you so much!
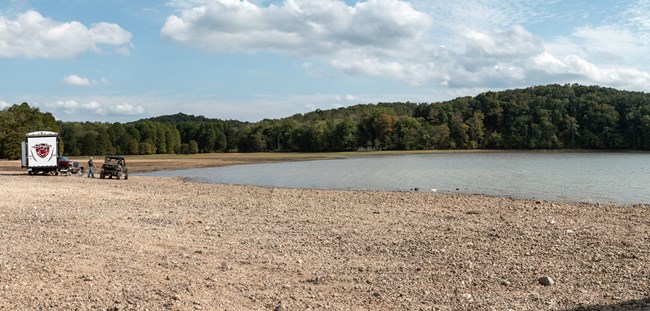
<box><xmin>100</xmin><ymin>156</ymin><xmax>128</xmax><ymax>180</ymax></box>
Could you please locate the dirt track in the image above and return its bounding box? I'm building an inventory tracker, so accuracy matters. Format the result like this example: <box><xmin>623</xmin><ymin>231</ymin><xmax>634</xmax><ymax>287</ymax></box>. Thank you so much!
<box><xmin>1</xmin><ymin>169</ymin><xmax>649</xmax><ymax>310</ymax></box>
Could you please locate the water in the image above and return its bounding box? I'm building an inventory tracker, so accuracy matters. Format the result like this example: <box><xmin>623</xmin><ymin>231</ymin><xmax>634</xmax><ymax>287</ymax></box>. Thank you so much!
<box><xmin>139</xmin><ymin>152</ymin><xmax>650</xmax><ymax>205</ymax></box>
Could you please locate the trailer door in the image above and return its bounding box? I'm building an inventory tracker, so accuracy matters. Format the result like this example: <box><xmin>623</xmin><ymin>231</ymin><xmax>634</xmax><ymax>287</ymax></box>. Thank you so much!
<box><xmin>21</xmin><ymin>142</ymin><xmax>27</xmax><ymax>168</ymax></box>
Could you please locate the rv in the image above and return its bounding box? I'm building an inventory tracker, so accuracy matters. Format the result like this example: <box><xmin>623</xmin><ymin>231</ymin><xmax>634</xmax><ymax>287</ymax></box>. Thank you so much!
<box><xmin>21</xmin><ymin>131</ymin><xmax>60</xmax><ymax>175</ymax></box>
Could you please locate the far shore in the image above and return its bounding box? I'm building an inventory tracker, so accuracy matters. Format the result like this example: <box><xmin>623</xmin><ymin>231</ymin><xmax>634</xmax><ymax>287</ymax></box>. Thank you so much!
<box><xmin>4</xmin><ymin>150</ymin><xmax>467</xmax><ymax>173</ymax></box>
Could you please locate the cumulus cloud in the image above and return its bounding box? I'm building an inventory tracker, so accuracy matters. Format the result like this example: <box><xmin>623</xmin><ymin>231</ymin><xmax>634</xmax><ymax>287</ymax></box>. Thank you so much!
<box><xmin>529</xmin><ymin>52</ymin><xmax>650</xmax><ymax>88</ymax></box>
<box><xmin>162</xmin><ymin>0</ymin><xmax>439</xmax><ymax>86</ymax></box>
<box><xmin>0</xmin><ymin>100</ymin><xmax>10</xmax><ymax>110</ymax></box>
<box><xmin>162</xmin><ymin>0</ymin><xmax>650</xmax><ymax>92</ymax></box>
<box><xmin>162</xmin><ymin>0</ymin><xmax>432</xmax><ymax>53</ymax></box>
<box><xmin>109</xmin><ymin>102</ymin><xmax>146</xmax><ymax>115</ymax></box>
<box><xmin>62</xmin><ymin>75</ymin><xmax>94</xmax><ymax>86</ymax></box>
<box><xmin>0</xmin><ymin>10</ymin><xmax>132</xmax><ymax>59</ymax></box>
<box><xmin>62</xmin><ymin>75</ymin><xmax>111</xmax><ymax>86</ymax></box>
<box><xmin>41</xmin><ymin>99</ymin><xmax>146</xmax><ymax>117</ymax></box>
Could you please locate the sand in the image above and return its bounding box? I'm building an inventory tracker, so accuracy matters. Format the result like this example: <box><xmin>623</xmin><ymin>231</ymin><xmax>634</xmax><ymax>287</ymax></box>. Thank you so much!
<box><xmin>0</xmin><ymin>166</ymin><xmax>649</xmax><ymax>310</ymax></box>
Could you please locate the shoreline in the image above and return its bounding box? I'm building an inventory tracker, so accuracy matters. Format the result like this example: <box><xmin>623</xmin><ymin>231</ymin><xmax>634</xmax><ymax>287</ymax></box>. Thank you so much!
<box><xmin>3</xmin><ymin>151</ymin><xmax>649</xmax><ymax>207</ymax></box>
<box><xmin>1</xmin><ymin>173</ymin><xmax>649</xmax><ymax>310</ymax></box>
<box><xmin>4</xmin><ymin>166</ymin><xmax>649</xmax><ymax>208</ymax></box>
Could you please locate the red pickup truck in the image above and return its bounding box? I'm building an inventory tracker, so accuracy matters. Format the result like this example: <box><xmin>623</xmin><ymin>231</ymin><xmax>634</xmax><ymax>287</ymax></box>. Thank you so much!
<box><xmin>58</xmin><ymin>156</ymin><xmax>82</xmax><ymax>175</ymax></box>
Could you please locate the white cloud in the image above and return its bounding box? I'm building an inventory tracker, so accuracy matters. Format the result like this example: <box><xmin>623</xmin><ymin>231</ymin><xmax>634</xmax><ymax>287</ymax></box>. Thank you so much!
<box><xmin>40</xmin><ymin>99</ymin><xmax>146</xmax><ymax>118</ymax></box>
<box><xmin>412</xmin><ymin>0</ymin><xmax>561</xmax><ymax>32</ymax></box>
<box><xmin>82</xmin><ymin>101</ymin><xmax>105</xmax><ymax>115</ymax></box>
<box><xmin>162</xmin><ymin>0</ymin><xmax>438</xmax><ymax>87</ymax></box>
<box><xmin>462</xmin><ymin>25</ymin><xmax>543</xmax><ymax>59</ymax></box>
<box><xmin>529</xmin><ymin>52</ymin><xmax>650</xmax><ymax>89</ymax></box>
<box><xmin>0</xmin><ymin>10</ymin><xmax>132</xmax><ymax>59</ymax></box>
<box><xmin>162</xmin><ymin>0</ymin><xmax>432</xmax><ymax>54</ymax></box>
<box><xmin>109</xmin><ymin>102</ymin><xmax>146</xmax><ymax>115</ymax></box>
<box><xmin>62</xmin><ymin>75</ymin><xmax>94</xmax><ymax>86</ymax></box>
<box><xmin>0</xmin><ymin>100</ymin><xmax>10</xmax><ymax>110</ymax></box>
<box><xmin>569</xmin><ymin>25</ymin><xmax>650</xmax><ymax>74</ymax></box>
<box><xmin>421</xmin><ymin>1</ymin><xmax>650</xmax><ymax>90</ymax></box>
<box><xmin>42</xmin><ymin>100</ymin><xmax>81</xmax><ymax>115</ymax></box>
<box><xmin>62</xmin><ymin>75</ymin><xmax>112</xmax><ymax>86</ymax></box>
<box><xmin>162</xmin><ymin>0</ymin><xmax>650</xmax><ymax>93</ymax></box>
<box><xmin>623</xmin><ymin>0</ymin><xmax>650</xmax><ymax>30</ymax></box>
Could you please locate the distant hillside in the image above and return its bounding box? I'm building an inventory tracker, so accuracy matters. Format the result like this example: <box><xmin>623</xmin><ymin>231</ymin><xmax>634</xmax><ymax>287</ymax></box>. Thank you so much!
<box><xmin>144</xmin><ymin>112</ymin><xmax>248</xmax><ymax>126</ymax></box>
<box><xmin>234</xmin><ymin>83</ymin><xmax>650</xmax><ymax>151</ymax></box>
<box><xmin>1</xmin><ymin>84</ymin><xmax>649</xmax><ymax>159</ymax></box>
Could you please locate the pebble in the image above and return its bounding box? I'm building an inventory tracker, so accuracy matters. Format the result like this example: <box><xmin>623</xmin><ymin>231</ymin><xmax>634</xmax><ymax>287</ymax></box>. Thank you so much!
<box><xmin>3</xmin><ymin>172</ymin><xmax>649</xmax><ymax>310</ymax></box>
<box><xmin>539</xmin><ymin>276</ymin><xmax>555</xmax><ymax>286</ymax></box>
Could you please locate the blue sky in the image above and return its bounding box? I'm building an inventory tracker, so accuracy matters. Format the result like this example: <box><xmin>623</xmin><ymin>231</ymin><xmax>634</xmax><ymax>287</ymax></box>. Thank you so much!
<box><xmin>1</xmin><ymin>0</ymin><xmax>649</xmax><ymax>122</ymax></box>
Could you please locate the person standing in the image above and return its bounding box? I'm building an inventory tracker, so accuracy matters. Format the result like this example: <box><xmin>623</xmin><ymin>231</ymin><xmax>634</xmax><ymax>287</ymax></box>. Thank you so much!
<box><xmin>87</xmin><ymin>157</ymin><xmax>95</xmax><ymax>178</ymax></box>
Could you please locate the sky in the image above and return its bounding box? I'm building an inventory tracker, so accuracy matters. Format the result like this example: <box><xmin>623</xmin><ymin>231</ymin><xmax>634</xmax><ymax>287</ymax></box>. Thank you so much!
<box><xmin>1</xmin><ymin>0</ymin><xmax>650</xmax><ymax>123</ymax></box>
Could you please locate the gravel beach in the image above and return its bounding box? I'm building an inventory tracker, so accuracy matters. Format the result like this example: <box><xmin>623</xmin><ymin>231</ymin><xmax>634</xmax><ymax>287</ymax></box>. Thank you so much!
<box><xmin>1</xmin><ymin>169</ymin><xmax>649</xmax><ymax>310</ymax></box>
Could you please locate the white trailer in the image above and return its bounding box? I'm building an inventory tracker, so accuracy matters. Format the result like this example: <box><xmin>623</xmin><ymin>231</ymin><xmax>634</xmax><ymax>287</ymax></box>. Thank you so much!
<box><xmin>21</xmin><ymin>131</ymin><xmax>60</xmax><ymax>175</ymax></box>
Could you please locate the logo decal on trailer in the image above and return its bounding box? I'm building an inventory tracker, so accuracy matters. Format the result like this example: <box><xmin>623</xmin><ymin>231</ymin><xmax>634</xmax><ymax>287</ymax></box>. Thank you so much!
<box><xmin>32</xmin><ymin>143</ymin><xmax>52</xmax><ymax>158</ymax></box>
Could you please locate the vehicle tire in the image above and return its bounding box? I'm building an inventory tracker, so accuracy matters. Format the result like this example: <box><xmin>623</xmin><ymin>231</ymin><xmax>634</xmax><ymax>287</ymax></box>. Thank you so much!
<box><xmin>100</xmin><ymin>173</ymin><xmax>105</xmax><ymax>179</ymax></box>
<box><xmin>124</xmin><ymin>174</ymin><xmax>128</xmax><ymax>180</ymax></box>
<box><xmin>116</xmin><ymin>172</ymin><xmax>122</xmax><ymax>180</ymax></box>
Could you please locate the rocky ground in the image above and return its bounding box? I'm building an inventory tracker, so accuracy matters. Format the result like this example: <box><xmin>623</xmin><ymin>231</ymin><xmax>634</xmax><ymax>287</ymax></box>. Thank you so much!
<box><xmin>0</xmin><ymin>168</ymin><xmax>649</xmax><ymax>310</ymax></box>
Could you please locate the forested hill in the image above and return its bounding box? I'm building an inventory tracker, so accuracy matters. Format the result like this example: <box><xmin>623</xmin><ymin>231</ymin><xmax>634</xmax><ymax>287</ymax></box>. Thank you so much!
<box><xmin>1</xmin><ymin>84</ymin><xmax>649</xmax><ymax>159</ymax></box>
<box><xmin>225</xmin><ymin>83</ymin><xmax>650</xmax><ymax>152</ymax></box>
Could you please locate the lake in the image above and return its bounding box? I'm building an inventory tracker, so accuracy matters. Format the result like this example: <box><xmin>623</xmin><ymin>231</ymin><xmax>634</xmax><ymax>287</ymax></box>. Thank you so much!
<box><xmin>139</xmin><ymin>152</ymin><xmax>650</xmax><ymax>205</ymax></box>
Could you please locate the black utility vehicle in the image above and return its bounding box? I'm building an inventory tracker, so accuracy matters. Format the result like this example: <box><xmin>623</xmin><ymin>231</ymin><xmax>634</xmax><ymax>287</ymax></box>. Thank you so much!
<box><xmin>100</xmin><ymin>156</ymin><xmax>128</xmax><ymax>180</ymax></box>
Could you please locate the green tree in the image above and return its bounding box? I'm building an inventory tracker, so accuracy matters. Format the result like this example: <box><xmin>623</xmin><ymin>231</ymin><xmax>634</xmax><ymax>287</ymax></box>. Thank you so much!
<box><xmin>331</xmin><ymin>119</ymin><xmax>358</xmax><ymax>151</ymax></box>
<box><xmin>466</xmin><ymin>111</ymin><xmax>485</xmax><ymax>148</ymax></box>
<box><xmin>393</xmin><ymin>116</ymin><xmax>421</xmax><ymax>150</ymax></box>
<box><xmin>0</xmin><ymin>103</ymin><xmax>60</xmax><ymax>159</ymax></box>
<box><xmin>188</xmin><ymin>140</ymin><xmax>199</xmax><ymax>154</ymax></box>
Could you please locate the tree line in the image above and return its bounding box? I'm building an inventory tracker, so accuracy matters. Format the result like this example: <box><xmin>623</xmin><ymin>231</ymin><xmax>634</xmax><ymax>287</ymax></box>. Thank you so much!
<box><xmin>227</xmin><ymin>84</ymin><xmax>650</xmax><ymax>151</ymax></box>
<box><xmin>1</xmin><ymin>84</ymin><xmax>649</xmax><ymax>159</ymax></box>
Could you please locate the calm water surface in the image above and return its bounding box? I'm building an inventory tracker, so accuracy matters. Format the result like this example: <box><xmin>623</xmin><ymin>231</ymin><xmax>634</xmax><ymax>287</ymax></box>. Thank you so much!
<box><xmin>140</xmin><ymin>152</ymin><xmax>650</xmax><ymax>205</ymax></box>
